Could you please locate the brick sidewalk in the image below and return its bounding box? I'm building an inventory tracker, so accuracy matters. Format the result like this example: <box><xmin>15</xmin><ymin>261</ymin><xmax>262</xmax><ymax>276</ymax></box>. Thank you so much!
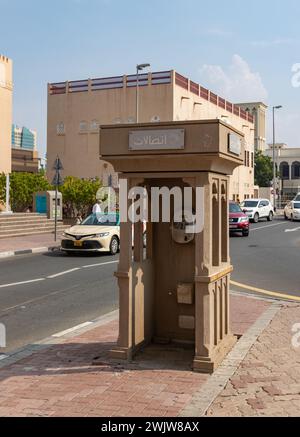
<box><xmin>207</xmin><ymin>303</ymin><xmax>300</xmax><ymax>417</ymax></box>
<box><xmin>0</xmin><ymin>294</ymin><xmax>271</xmax><ymax>417</ymax></box>
<box><xmin>0</xmin><ymin>233</ymin><xmax>61</xmax><ymax>254</ymax></box>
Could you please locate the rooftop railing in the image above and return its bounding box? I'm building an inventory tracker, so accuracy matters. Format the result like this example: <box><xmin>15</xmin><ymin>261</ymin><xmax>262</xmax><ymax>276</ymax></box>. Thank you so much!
<box><xmin>49</xmin><ymin>70</ymin><xmax>254</xmax><ymax>124</ymax></box>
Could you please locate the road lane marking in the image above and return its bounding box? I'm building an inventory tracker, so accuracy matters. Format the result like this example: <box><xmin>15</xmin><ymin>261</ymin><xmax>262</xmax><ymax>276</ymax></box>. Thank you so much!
<box><xmin>285</xmin><ymin>226</ymin><xmax>300</xmax><ymax>233</ymax></box>
<box><xmin>0</xmin><ymin>278</ymin><xmax>45</xmax><ymax>289</ymax></box>
<box><xmin>231</xmin><ymin>280</ymin><xmax>300</xmax><ymax>302</ymax></box>
<box><xmin>52</xmin><ymin>322</ymin><xmax>93</xmax><ymax>337</ymax></box>
<box><xmin>47</xmin><ymin>268</ymin><xmax>81</xmax><ymax>279</ymax></box>
<box><xmin>0</xmin><ymin>284</ymin><xmax>80</xmax><ymax>313</ymax></box>
<box><xmin>82</xmin><ymin>260</ymin><xmax>119</xmax><ymax>269</ymax></box>
<box><xmin>250</xmin><ymin>222</ymin><xmax>288</xmax><ymax>232</ymax></box>
<box><xmin>0</xmin><ymin>259</ymin><xmax>118</xmax><ymax>289</ymax></box>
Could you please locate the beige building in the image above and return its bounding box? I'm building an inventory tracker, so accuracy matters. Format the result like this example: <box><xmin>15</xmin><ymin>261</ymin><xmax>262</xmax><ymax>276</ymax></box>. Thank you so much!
<box><xmin>0</xmin><ymin>55</ymin><xmax>13</xmax><ymax>175</ymax></box>
<box><xmin>236</xmin><ymin>102</ymin><xmax>268</xmax><ymax>152</ymax></box>
<box><xmin>265</xmin><ymin>143</ymin><xmax>300</xmax><ymax>196</ymax></box>
<box><xmin>47</xmin><ymin>70</ymin><xmax>259</xmax><ymax>200</ymax></box>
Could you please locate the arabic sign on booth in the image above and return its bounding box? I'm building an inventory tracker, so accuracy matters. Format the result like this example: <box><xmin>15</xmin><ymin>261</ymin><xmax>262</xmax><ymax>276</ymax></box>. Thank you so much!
<box><xmin>129</xmin><ymin>129</ymin><xmax>185</xmax><ymax>151</ymax></box>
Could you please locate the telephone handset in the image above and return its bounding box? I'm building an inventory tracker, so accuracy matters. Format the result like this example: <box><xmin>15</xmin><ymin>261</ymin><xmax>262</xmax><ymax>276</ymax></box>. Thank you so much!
<box><xmin>171</xmin><ymin>211</ymin><xmax>195</xmax><ymax>244</ymax></box>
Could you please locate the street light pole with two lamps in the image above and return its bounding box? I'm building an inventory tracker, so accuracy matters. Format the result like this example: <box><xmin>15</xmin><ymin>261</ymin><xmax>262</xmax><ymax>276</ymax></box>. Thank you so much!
<box><xmin>272</xmin><ymin>105</ymin><xmax>283</xmax><ymax>211</ymax></box>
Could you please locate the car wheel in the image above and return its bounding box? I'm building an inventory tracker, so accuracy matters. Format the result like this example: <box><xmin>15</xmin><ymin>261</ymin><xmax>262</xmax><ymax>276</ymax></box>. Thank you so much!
<box><xmin>267</xmin><ymin>211</ymin><xmax>273</xmax><ymax>222</ymax></box>
<box><xmin>110</xmin><ymin>236</ymin><xmax>119</xmax><ymax>255</ymax></box>
<box><xmin>253</xmin><ymin>213</ymin><xmax>259</xmax><ymax>223</ymax></box>
<box><xmin>242</xmin><ymin>230</ymin><xmax>249</xmax><ymax>237</ymax></box>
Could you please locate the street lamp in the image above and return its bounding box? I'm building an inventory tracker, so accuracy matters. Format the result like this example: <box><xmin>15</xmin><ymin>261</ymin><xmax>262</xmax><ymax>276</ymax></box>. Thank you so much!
<box><xmin>272</xmin><ymin>105</ymin><xmax>282</xmax><ymax>211</ymax></box>
<box><xmin>136</xmin><ymin>63</ymin><xmax>150</xmax><ymax>123</ymax></box>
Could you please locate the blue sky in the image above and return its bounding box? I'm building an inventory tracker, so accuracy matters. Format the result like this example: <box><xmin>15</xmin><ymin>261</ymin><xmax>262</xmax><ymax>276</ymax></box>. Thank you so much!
<box><xmin>1</xmin><ymin>0</ymin><xmax>300</xmax><ymax>158</ymax></box>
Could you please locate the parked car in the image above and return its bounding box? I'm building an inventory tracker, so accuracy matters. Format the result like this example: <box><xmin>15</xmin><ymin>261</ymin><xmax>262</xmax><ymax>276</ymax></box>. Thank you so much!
<box><xmin>240</xmin><ymin>199</ymin><xmax>274</xmax><ymax>223</ymax></box>
<box><xmin>294</xmin><ymin>193</ymin><xmax>300</xmax><ymax>201</ymax></box>
<box><xmin>284</xmin><ymin>201</ymin><xmax>300</xmax><ymax>221</ymax></box>
<box><xmin>229</xmin><ymin>201</ymin><xmax>250</xmax><ymax>237</ymax></box>
<box><xmin>61</xmin><ymin>213</ymin><xmax>120</xmax><ymax>255</ymax></box>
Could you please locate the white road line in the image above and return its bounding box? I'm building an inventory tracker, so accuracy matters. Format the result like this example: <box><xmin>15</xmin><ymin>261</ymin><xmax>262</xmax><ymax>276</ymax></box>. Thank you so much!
<box><xmin>0</xmin><ymin>354</ymin><xmax>8</xmax><ymax>361</ymax></box>
<box><xmin>47</xmin><ymin>268</ymin><xmax>81</xmax><ymax>279</ymax></box>
<box><xmin>285</xmin><ymin>226</ymin><xmax>300</xmax><ymax>233</ymax></box>
<box><xmin>0</xmin><ymin>278</ymin><xmax>45</xmax><ymax>289</ymax></box>
<box><xmin>82</xmin><ymin>260</ymin><xmax>119</xmax><ymax>269</ymax></box>
<box><xmin>0</xmin><ymin>259</ymin><xmax>118</xmax><ymax>289</ymax></box>
<box><xmin>250</xmin><ymin>222</ymin><xmax>288</xmax><ymax>231</ymax></box>
<box><xmin>52</xmin><ymin>321</ymin><xmax>93</xmax><ymax>338</ymax></box>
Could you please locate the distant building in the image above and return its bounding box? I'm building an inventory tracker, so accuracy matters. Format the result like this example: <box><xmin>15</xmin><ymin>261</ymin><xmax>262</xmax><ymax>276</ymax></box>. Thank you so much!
<box><xmin>12</xmin><ymin>125</ymin><xmax>37</xmax><ymax>150</ymax></box>
<box><xmin>11</xmin><ymin>125</ymin><xmax>39</xmax><ymax>173</ymax></box>
<box><xmin>236</xmin><ymin>102</ymin><xmax>268</xmax><ymax>152</ymax></box>
<box><xmin>0</xmin><ymin>55</ymin><xmax>13</xmax><ymax>175</ymax></box>
<box><xmin>264</xmin><ymin>143</ymin><xmax>300</xmax><ymax>197</ymax></box>
<box><xmin>47</xmin><ymin>69</ymin><xmax>265</xmax><ymax>200</ymax></box>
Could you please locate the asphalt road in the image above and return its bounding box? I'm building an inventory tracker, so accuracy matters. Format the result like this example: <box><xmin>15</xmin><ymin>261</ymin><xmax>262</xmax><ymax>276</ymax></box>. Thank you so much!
<box><xmin>0</xmin><ymin>217</ymin><xmax>300</xmax><ymax>353</ymax></box>
<box><xmin>0</xmin><ymin>251</ymin><xmax>119</xmax><ymax>353</ymax></box>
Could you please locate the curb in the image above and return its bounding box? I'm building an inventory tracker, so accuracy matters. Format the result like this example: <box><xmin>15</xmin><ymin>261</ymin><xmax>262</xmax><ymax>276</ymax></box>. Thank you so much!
<box><xmin>0</xmin><ymin>310</ymin><xmax>119</xmax><ymax>369</ymax></box>
<box><xmin>0</xmin><ymin>245</ymin><xmax>61</xmax><ymax>259</ymax></box>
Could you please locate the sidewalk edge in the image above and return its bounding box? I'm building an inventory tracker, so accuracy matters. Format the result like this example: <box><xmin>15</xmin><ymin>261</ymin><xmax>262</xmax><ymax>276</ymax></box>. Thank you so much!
<box><xmin>180</xmin><ymin>302</ymin><xmax>282</xmax><ymax>417</ymax></box>
<box><xmin>0</xmin><ymin>245</ymin><xmax>60</xmax><ymax>259</ymax></box>
<box><xmin>0</xmin><ymin>310</ymin><xmax>119</xmax><ymax>369</ymax></box>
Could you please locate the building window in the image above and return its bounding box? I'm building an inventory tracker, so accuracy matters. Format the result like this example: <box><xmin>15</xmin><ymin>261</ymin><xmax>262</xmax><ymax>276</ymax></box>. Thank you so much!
<box><xmin>251</xmin><ymin>152</ymin><xmax>254</xmax><ymax>168</ymax></box>
<box><xmin>90</xmin><ymin>120</ymin><xmax>99</xmax><ymax>131</ymax></box>
<box><xmin>79</xmin><ymin>121</ymin><xmax>88</xmax><ymax>132</ymax></box>
<box><xmin>280</xmin><ymin>162</ymin><xmax>290</xmax><ymax>180</ymax></box>
<box><xmin>56</xmin><ymin>122</ymin><xmax>65</xmax><ymax>135</ymax></box>
<box><xmin>292</xmin><ymin>161</ymin><xmax>300</xmax><ymax>179</ymax></box>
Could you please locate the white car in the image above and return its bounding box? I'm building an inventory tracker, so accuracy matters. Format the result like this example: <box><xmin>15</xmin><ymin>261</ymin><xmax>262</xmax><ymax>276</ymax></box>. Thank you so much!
<box><xmin>240</xmin><ymin>199</ymin><xmax>274</xmax><ymax>223</ymax></box>
<box><xmin>284</xmin><ymin>201</ymin><xmax>300</xmax><ymax>221</ymax></box>
<box><xmin>61</xmin><ymin>213</ymin><xmax>120</xmax><ymax>255</ymax></box>
<box><xmin>294</xmin><ymin>193</ymin><xmax>300</xmax><ymax>201</ymax></box>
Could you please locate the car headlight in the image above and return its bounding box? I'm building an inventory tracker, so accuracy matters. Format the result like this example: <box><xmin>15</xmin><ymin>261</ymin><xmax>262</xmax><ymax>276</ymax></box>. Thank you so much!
<box><xmin>239</xmin><ymin>217</ymin><xmax>249</xmax><ymax>223</ymax></box>
<box><xmin>96</xmin><ymin>232</ymin><xmax>110</xmax><ymax>238</ymax></box>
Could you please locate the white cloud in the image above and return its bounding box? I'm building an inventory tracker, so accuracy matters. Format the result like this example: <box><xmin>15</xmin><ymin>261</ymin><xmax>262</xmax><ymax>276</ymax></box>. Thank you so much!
<box><xmin>199</xmin><ymin>54</ymin><xmax>268</xmax><ymax>102</ymax></box>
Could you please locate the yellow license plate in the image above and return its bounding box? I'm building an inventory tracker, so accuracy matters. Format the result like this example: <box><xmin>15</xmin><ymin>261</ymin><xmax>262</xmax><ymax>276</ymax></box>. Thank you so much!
<box><xmin>74</xmin><ymin>241</ymin><xmax>83</xmax><ymax>247</ymax></box>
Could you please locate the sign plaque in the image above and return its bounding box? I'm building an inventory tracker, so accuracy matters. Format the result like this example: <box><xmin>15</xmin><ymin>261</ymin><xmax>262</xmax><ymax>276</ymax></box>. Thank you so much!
<box><xmin>129</xmin><ymin>129</ymin><xmax>185</xmax><ymax>151</ymax></box>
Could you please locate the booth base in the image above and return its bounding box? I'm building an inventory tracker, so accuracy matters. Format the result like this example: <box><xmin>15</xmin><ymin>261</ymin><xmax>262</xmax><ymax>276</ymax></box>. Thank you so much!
<box><xmin>193</xmin><ymin>335</ymin><xmax>237</xmax><ymax>374</ymax></box>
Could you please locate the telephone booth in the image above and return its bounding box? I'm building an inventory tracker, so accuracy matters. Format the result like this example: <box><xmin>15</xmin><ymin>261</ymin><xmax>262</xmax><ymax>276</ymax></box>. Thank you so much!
<box><xmin>100</xmin><ymin>120</ymin><xmax>244</xmax><ymax>373</ymax></box>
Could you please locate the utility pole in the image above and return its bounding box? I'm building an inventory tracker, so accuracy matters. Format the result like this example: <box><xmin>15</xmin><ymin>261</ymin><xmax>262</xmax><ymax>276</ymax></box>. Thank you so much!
<box><xmin>52</xmin><ymin>156</ymin><xmax>64</xmax><ymax>241</ymax></box>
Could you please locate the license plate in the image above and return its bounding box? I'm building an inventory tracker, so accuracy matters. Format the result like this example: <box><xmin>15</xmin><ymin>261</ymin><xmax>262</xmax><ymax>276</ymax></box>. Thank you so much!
<box><xmin>74</xmin><ymin>241</ymin><xmax>83</xmax><ymax>247</ymax></box>
<box><xmin>230</xmin><ymin>225</ymin><xmax>238</xmax><ymax>229</ymax></box>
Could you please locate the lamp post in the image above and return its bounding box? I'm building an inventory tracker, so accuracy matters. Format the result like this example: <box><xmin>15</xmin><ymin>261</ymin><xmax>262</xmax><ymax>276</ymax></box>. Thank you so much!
<box><xmin>136</xmin><ymin>63</ymin><xmax>150</xmax><ymax>123</ymax></box>
<box><xmin>272</xmin><ymin>105</ymin><xmax>282</xmax><ymax>211</ymax></box>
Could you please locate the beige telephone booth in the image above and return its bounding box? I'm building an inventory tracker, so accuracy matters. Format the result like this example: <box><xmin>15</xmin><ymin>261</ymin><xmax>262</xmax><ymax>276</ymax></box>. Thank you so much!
<box><xmin>100</xmin><ymin>120</ymin><xmax>244</xmax><ymax>373</ymax></box>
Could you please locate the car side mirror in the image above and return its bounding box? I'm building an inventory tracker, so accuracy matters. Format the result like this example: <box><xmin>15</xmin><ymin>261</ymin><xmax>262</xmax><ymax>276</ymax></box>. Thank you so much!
<box><xmin>243</xmin><ymin>209</ymin><xmax>247</xmax><ymax>214</ymax></box>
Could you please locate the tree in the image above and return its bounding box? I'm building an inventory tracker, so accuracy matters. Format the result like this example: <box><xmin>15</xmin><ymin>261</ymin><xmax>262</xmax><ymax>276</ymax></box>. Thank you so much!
<box><xmin>0</xmin><ymin>172</ymin><xmax>51</xmax><ymax>212</ymax></box>
<box><xmin>254</xmin><ymin>150</ymin><xmax>274</xmax><ymax>187</ymax></box>
<box><xmin>59</xmin><ymin>176</ymin><xmax>101</xmax><ymax>217</ymax></box>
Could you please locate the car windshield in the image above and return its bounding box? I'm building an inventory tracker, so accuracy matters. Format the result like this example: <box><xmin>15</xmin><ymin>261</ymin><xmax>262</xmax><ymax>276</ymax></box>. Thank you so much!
<box><xmin>81</xmin><ymin>213</ymin><xmax>120</xmax><ymax>226</ymax></box>
<box><xmin>229</xmin><ymin>203</ymin><xmax>242</xmax><ymax>213</ymax></box>
<box><xmin>241</xmin><ymin>201</ymin><xmax>259</xmax><ymax>208</ymax></box>
<box><xmin>295</xmin><ymin>195</ymin><xmax>300</xmax><ymax>202</ymax></box>
<box><xmin>293</xmin><ymin>203</ymin><xmax>300</xmax><ymax>209</ymax></box>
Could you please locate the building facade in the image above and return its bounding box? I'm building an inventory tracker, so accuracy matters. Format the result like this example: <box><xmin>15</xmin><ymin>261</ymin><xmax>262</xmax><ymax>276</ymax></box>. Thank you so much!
<box><xmin>47</xmin><ymin>70</ymin><xmax>260</xmax><ymax>200</ymax></box>
<box><xmin>0</xmin><ymin>55</ymin><xmax>13</xmax><ymax>175</ymax></box>
<box><xmin>265</xmin><ymin>144</ymin><xmax>300</xmax><ymax>197</ymax></box>
<box><xmin>12</xmin><ymin>125</ymin><xmax>37</xmax><ymax>150</ymax></box>
<box><xmin>236</xmin><ymin>102</ymin><xmax>268</xmax><ymax>152</ymax></box>
<box><xmin>11</xmin><ymin>125</ymin><xmax>39</xmax><ymax>173</ymax></box>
